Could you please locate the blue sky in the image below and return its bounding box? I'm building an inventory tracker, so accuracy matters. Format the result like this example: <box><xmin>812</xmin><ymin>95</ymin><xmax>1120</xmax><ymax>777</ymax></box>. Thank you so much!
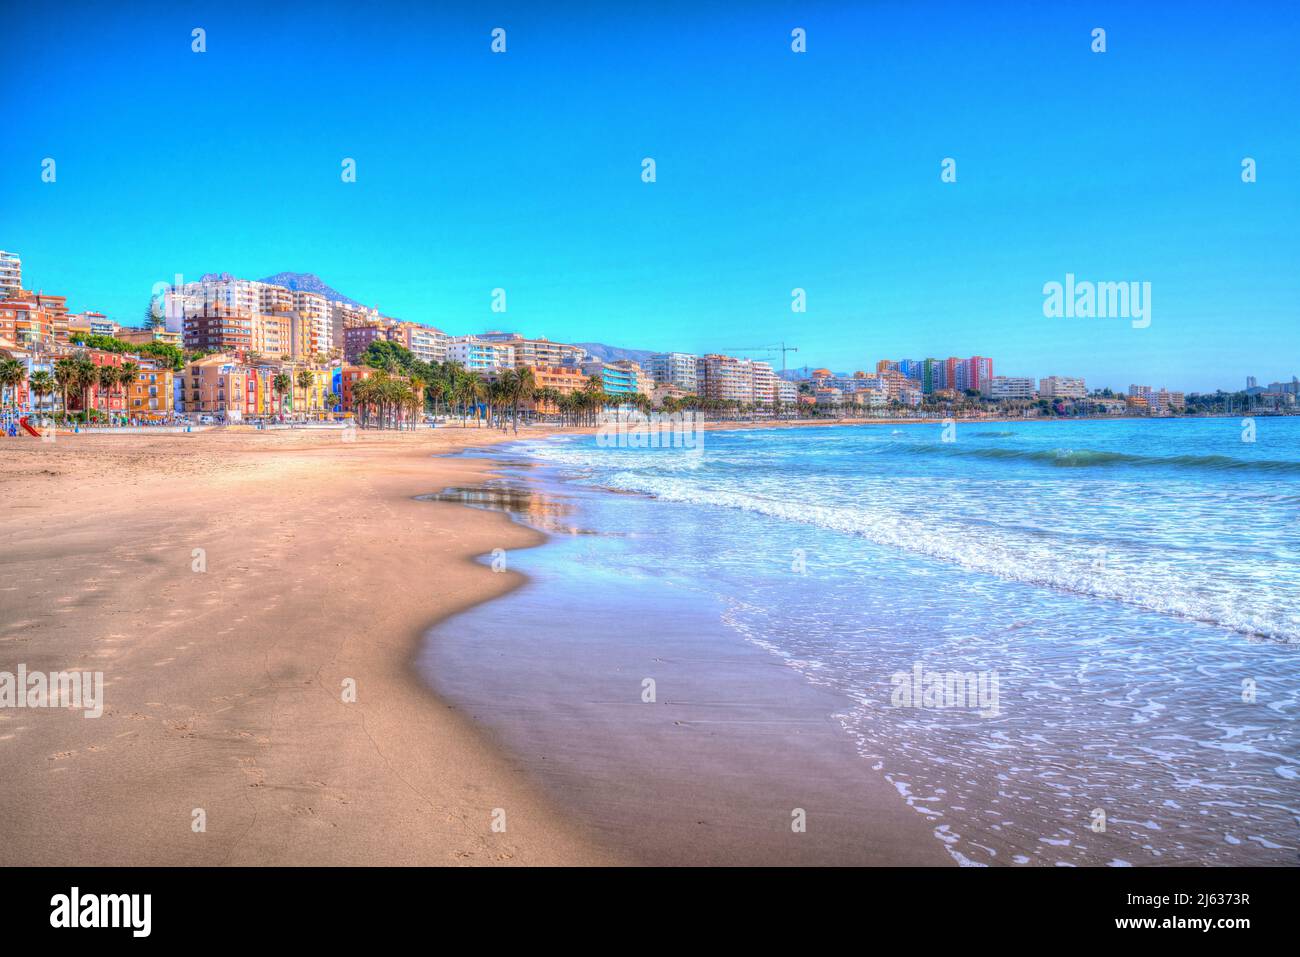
<box><xmin>3</xmin><ymin>1</ymin><xmax>1297</xmax><ymax>392</ymax></box>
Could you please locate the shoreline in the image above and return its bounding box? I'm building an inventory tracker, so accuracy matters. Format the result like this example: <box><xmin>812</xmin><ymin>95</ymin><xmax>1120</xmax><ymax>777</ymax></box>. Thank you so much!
<box><xmin>415</xmin><ymin>448</ymin><xmax>956</xmax><ymax>865</ymax></box>
<box><xmin>5</xmin><ymin>417</ymin><xmax>1291</xmax><ymax>865</ymax></box>
<box><xmin>422</xmin><ymin>420</ymin><xmax>1300</xmax><ymax>866</ymax></box>
<box><xmin>0</xmin><ymin>427</ymin><xmax>623</xmax><ymax>865</ymax></box>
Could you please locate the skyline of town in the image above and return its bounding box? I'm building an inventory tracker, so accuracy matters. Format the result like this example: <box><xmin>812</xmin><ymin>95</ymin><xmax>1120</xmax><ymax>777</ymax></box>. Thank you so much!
<box><xmin>0</xmin><ymin>248</ymin><xmax>1291</xmax><ymax>399</ymax></box>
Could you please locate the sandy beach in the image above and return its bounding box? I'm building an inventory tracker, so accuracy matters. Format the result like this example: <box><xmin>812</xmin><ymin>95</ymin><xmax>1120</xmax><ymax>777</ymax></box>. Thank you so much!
<box><xmin>1</xmin><ymin>420</ymin><xmax>949</xmax><ymax>867</ymax></box>
<box><xmin>0</xmin><ymin>426</ymin><xmax>621</xmax><ymax>865</ymax></box>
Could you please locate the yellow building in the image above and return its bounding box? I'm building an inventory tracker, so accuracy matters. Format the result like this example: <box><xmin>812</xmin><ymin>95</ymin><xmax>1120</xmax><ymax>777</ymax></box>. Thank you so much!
<box><xmin>292</xmin><ymin>366</ymin><xmax>334</xmax><ymax>418</ymax></box>
<box><xmin>127</xmin><ymin>364</ymin><xmax>175</xmax><ymax>417</ymax></box>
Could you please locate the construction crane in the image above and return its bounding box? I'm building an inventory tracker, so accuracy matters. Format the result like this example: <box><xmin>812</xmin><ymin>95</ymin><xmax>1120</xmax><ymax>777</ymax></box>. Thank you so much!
<box><xmin>717</xmin><ymin>342</ymin><xmax>800</xmax><ymax>374</ymax></box>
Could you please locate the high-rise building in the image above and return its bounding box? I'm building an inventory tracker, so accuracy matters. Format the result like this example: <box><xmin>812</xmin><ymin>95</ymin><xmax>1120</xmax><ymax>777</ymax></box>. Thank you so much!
<box><xmin>981</xmin><ymin>376</ymin><xmax>1036</xmax><ymax>399</ymax></box>
<box><xmin>329</xmin><ymin>301</ymin><xmax>377</xmax><ymax>353</ymax></box>
<box><xmin>650</xmin><ymin>352</ymin><xmax>699</xmax><ymax>394</ymax></box>
<box><xmin>1040</xmin><ymin>376</ymin><xmax>1087</xmax><ymax>399</ymax></box>
<box><xmin>182</xmin><ymin>304</ymin><xmax>256</xmax><ymax>355</ymax></box>
<box><xmin>167</xmin><ymin>276</ymin><xmax>311</xmax><ymax>359</ymax></box>
<box><xmin>391</xmin><ymin>322</ymin><xmax>449</xmax><ymax>364</ymax></box>
<box><xmin>579</xmin><ymin>359</ymin><xmax>640</xmax><ymax>395</ymax></box>
<box><xmin>964</xmin><ymin>356</ymin><xmax>993</xmax><ymax>393</ymax></box>
<box><xmin>343</xmin><ymin>324</ymin><xmax>387</xmax><ymax>364</ymax></box>
<box><xmin>477</xmin><ymin>331</ymin><xmax>584</xmax><ymax>368</ymax></box>
<box><xmin>1151</xmin><ymin>388</ymin><xmax>1185</xmax><ymax>412</ymax></box>
<box><xmin>0</xmin><ymin>299</ymin><xmax>54</xmax><ymax>347</ymax></box>
<box><xmin>750</xmin><ymin>361</ymin><xmax>777</xmax><ymax>407</ymax></box>
<box><xmin>446</xmin><ymin>336</ymin><xmax>516</xmax><ymax>371</ymax></box>
<box><xmin>292</xmin><ymin>290</ymin><xmax>332</xmax><ymax>356</ymax></box>
<box><xmin>698</xmin><ymin>354</ymin><xmax>755</xmax><ymax>404</ymax></box>
<box><xmin>898</xmin><ymin>359</ymin><xmax>924</xmax><ymax>382</ymax></box>
<box><xmin>0</xmin><ymin>251</ymin><xmax>21</xmax><ymax>298</ymax></box>
<box><xmin>921</xmin><ymin>358</ymin><xmax>939</xmax><ymax>394</ymax></box>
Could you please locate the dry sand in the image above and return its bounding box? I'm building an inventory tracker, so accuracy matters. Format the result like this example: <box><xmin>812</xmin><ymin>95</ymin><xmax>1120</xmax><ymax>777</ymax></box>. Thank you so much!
<box><xmin>0</xmin><ymin>425</ymin><xmax>618</xmax><ymax>865</ymax></box>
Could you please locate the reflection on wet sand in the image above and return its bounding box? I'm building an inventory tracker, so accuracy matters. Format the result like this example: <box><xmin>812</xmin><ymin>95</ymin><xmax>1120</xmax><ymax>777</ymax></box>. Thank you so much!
<box><xmin>419</xmin><ymin>483</ymin><xmax>604</xmax><ymax>536</ymax></box>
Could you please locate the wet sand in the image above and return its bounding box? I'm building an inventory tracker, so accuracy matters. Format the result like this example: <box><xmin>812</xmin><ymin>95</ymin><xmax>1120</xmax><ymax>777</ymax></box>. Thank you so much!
<box><xmin>419</xmin><ymin>463</ymin><xmax>954</xmax><ymax>866</ymax></box>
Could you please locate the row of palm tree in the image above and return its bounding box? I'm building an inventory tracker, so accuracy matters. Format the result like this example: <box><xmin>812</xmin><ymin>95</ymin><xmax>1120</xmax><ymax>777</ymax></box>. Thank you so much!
<box><xmin>413</xmin><ymin>363</ymin><xmax>537</xmax><ymax>430</ymax></box>
<box><xmin>15</xmin><ymin>354</ymin><xmax>142</xmax><ymax>422</ymax></box>
<box><xmin>351</xmin><ymin>371</ymin><xmax>424</xmax><ymax>430</ymax></box>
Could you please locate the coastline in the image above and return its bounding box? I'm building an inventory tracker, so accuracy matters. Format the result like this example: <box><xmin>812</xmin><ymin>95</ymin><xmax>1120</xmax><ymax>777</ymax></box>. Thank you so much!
<box><xmin>417</xmin><ymin>448</ymin><xmax>957</xmax><ymax>866</ymax></box>
<box><xmin>5</xmin><ymin>416</ymin><xmax>1291</xmax><ymax>866</ymax></box>
<box><xmin>419</xmin><ymin>419</ymin><xmax>1300</xmax><ymax>866</ymax></box>
<box><xmin>0</xmin><ymin>427</ymin><xmax>622</xmax><ymax>865</ymax></box>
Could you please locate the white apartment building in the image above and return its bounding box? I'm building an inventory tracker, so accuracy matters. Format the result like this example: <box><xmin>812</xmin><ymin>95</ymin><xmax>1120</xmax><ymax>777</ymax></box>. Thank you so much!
<box><xmin>650</xmin><ymin>352</ymin><xmax>699</xmax><ymax>394</ymax></box>
<box><xmin>0</xmin><ymin>251</ymin><xmax>21</xmax><ymax>298</ymax></box>
<box><xmin>776</xmin><ymin>380</ymin><xmax>799</xmax><ymax>405</ymax></box>
<box><xmin>1039</xmin><ymin>376</ymin><xmax>1087</xmax><ymax>399</ymax></box>
<box><xmin>446</xmin><ymin>336</ymin><xmax>516</xmax><ymax>371</ymax></box>
<box><xmin>697</xmin><ymin>354</ymin><xmax>755</xmax><ymax>404</ymax></box>
<box><xmin>477</xmin><ymin>331</ymin><xmax>585</xmax><ymax>368</ymax></box>
<box><xmin>750</xmin><ymin>361</ymin><xmax>776</xmax><ymax>407</ymax></box>
<box><xmin>402</xmin><ymin>323</ymin><xmax>450</xmax><ymax>364</ymax></box>
<box><xmin>981</xmin><ymin>376</ymin><xmax>1037</xmax><ymax>400</ymax></box>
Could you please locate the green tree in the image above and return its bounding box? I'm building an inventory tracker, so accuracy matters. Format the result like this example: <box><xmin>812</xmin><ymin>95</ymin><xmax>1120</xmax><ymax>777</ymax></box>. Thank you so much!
<box><xmin>0</xmin><ymin>357</ymin><xmax>25</xmax><ymax>410</ymax></box>
<box><xmin>29</xmin><ymin>369</ymin><xmax>55</xmax><ymax>414</ymax></box>
<box><xmin>273</xmin><ymin>371</ymin><xmax>293</xmax><ymax>415</ymax></box>
<box><xmin>296</xmin><ymin>369</ymin><xmax>316</xmax><ymax>415</ymax></box>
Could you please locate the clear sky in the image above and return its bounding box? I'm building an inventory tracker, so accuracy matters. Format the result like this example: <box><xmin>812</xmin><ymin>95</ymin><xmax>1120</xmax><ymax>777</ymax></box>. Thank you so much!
<box><xmin>3</xmin><ymin>1</ymin><xmax>1297</xmax><ymax>392</ymax></box>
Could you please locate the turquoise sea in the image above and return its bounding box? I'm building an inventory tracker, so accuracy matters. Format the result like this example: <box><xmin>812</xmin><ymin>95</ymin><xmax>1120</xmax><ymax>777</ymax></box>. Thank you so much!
<box><xmin>426</xmin><ymin>417</ymin><xmax>1300</xmax><ymax>865</ymax></box>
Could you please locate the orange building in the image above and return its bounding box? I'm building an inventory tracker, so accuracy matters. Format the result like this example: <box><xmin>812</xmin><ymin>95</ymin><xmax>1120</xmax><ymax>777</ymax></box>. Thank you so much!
<box><xmin>519</xmin><ymin>364</ymin><xmax>586</xmax><ymax>412</ymax></box>
<box><xmin>127</xmin><ymin>364</ymin><xmax>176</xmax><ymax>418</ymax></box>
<box><xmin>0</xmin><ymin>299</ymin><xmax>54</xmax><ymax>347</ymax></box>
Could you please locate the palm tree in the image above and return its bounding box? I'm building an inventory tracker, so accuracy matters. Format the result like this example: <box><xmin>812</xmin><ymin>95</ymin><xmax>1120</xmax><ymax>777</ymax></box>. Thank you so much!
<box><xmin>29</xmin><ymin>369</ymin><xmax>55</xmax><ymax>416</ymax></box>
<box><xmin>54</xmin><ymin>358</ymin><xmax>78</xmax><ymax>420</ymax></box>
<box><xmin>74</xmin><ymin>357</ymin><xmax>97</xmax><ymax>423</ymax></box>
<box><xmin>487</xmin><ymin>375</ymin><xmax>510</xmax><ymax>430</ymax></box>
<box><xmin>118</xmin><ymin>362</ymin><xmax>139</xmax><ymax>420</ymax></box>
<box><xmin>296</xmin><ymin>369</ymin><xmax>315</xmax><ymax>417</ymax></box>
<box><xmin>583</xmin><ymin>374</ymin><xmax>605</xmax><ymax>426</ymax></box>
<box><xmin>96</xmin><ymin>365</ymin><xmax>117</xmax><ymax>423</ymax></box>
<box><xmin>0</xmin><ymin>357</ymin><xmax>24</xmax><ymax>411</ymax></box>
<box><xmin>352</xmin><ymin>377</ymin><xmax>376</xmax><ymax>428</ymax></box>
<box><xmin>324</xmin><ymin>391</ymin><xmax>341</xmax><ymax>419</ymax></box>
<box><xmin>273</xmin><ymin>372</ymin><xmax>293</xmax><ymax>417</ymax></box>
<box><xmin>459</xmin><ymin>371</ymin><xmax>485</xmax><ymax>427</ymax></box>
<box><xmin>407</xmin><ymin>376</ymin><xmax>426</xmax><ymax>426</ymax></box>
<box><xmin>510</xmin><ymin>366</ymin><xmax>536</xmax><ymax>433</ymax></box>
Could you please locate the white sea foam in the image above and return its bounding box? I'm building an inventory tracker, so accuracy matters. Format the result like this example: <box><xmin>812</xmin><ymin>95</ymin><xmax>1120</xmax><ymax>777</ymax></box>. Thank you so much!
<box><xmin>516</xmin><ymin>434</ymin><xmax>1299</xmax><ymax>641</ymax></box>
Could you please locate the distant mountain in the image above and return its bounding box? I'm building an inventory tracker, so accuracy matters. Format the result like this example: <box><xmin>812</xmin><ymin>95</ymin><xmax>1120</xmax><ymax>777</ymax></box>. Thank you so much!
<box><xmin>778</xmin><ymin>367</ymin><xmax>816</xmax><ymax>381</ymax></box>
<box><xmin>575</xmin><ymin>342</ymin><xmax>657</xmax><ymax>366</ymax></box>
<box><xmin>256</xmin><ymin>272</ymin><xmax>364</xmax><ymax>307</ymax></box>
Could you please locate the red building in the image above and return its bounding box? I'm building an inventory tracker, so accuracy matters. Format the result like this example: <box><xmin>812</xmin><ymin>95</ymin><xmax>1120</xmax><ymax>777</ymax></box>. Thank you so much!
<box><xmin>68</xmin><ymin>349</ymin><xmax>130</xmax><ymax>416</ymax></box>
